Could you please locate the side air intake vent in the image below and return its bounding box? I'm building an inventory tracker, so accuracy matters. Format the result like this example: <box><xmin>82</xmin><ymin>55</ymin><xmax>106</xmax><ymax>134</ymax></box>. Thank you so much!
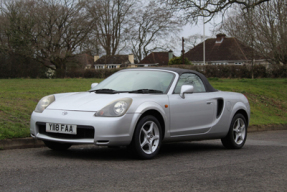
<box><xmin>217</xmin><ymin>98</ymin><xmax>224</xmax><ymax>118</ymax></box>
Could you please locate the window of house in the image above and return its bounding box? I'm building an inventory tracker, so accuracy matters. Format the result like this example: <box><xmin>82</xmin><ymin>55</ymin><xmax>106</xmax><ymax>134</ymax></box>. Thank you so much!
<box><xmin>96</xmin><ymin>65</ymin><xmax>105</xmax><ymax>69</ymax></box>
<box><xmin>108</xmin><ymin>65</ymin><xmax>117</xmax><ymax>69</ymax></box>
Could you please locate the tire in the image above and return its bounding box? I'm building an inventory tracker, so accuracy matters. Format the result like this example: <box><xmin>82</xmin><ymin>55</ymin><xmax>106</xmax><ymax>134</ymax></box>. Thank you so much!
<box><xmin>43</xmin><ymin>140</ymin><xmax>72</xmax><ymax>151</ymax></box>
<box><xmin>221</xmin><ymin>113</ymin><xmax>247</xmax><ymax>149</ymax></box>
<box><xmin>130</xmin><ymin>115</ymin><xmax>162</xmax><ymax>159</ymax></box>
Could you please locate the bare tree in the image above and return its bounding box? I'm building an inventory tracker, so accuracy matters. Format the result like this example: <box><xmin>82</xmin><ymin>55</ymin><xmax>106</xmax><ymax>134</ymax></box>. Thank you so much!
<box><xmin>85</xmin><ymin>0</ymin><xmax>135</xmax><ymax>56</ymax></box>
<box><xmin>79</xmin><ymin>35</ymin><xmax>104</xmax><ymax>56</ymax></box>
<box><xmin>220</xmin><ymin>0</ymin><xmax>287</xmax><ymax>65</ymax></box>
<box><xmin>164</xmin><ymin>0</ymin><xmax>270</xmax><ymax>23</ymax></box>
<box><xmin>0</xmin><ymin>0</ymin><xmax>36</xmax><ymax>57</ymax></box>
<box><xmin>184</xmin><ymin>34</ymin><xmax>206</xmax><ymax>50</ymax></box>
<box><xmin>0</xmin><ymin>0</ymin><xmax>95</xmax><ymax>77</ymax></box>
<box><xmin>130</xmin><ymin>1</ymin><xmax>182</xmax><ymax>62</ymax></box>
<box><xmin>254</xmin><ymin>0</ymin><xmax>287</xmax><ymax>65</ymax></box>
<box><xmin>34</xmin><ymin>0</ymin><xmax>94</xmax><ymax>73</ymax></box>
<box><xmin>0</xmin><ymin>0</ymin><xmax>40</xmax><ymax>75</ymax></box>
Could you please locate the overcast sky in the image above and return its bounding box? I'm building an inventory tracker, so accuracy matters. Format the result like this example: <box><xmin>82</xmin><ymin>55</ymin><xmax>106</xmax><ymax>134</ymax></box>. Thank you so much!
<box><xmin>180</xmin><ymin>8</ymin><xmax>227</xmax><ymax>38</ymax></box>
<box><xmin>172</xmin><ymin>16</ymin><xmax>221</xmax><ymax>55</ymax></box>
<box><xmin>181</xmin><ymin>22</ymin><xmax>213</xmax><ymax>38</ymax></box>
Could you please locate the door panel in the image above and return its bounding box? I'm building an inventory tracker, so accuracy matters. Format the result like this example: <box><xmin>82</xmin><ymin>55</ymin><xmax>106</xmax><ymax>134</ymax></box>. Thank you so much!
<box><xmin>168</xmin><ymin>93</ymin><xmax>216</xmax><ymax>136</ymax></box>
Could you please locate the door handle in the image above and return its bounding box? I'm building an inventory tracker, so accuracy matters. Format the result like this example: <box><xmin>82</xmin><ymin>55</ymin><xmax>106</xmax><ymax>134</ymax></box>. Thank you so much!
<box><xmin>206</xmin><ymin>101</ymin><xmax>212</xmax><ymax>104</ymax></box>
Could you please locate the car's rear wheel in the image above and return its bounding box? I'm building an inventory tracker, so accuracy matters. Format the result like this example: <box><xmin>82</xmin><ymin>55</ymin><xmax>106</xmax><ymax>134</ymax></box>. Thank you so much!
<box><xmin>130</xmin><ymin>115</ymin><xmax>162</xmax><ymax>159</ymax></box>
<box><xmin>221</xmin><ymin>113</ymin><xmax>247</xmax><ymax>149</ymax></box>
<box><xmin>43</xmin><ymin>140</ymin><xmax>72</xmax><ymax>150</ymax></box>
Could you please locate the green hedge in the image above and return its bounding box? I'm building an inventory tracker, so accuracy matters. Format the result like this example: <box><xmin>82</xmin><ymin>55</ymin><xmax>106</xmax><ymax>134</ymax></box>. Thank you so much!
<box><xmin>160</xmin><ymin>65</ymin><xmax>287</xmax><ymax>78</ymax></box>
<box><xmin>63</xmin><ymin>65</ymin><xmax>286</xmax><ymax>79</ymax></box>
<box><xmin>0</xmin><ymin>54</ymin><xmax>47</xmax><ymax>78</ymax></box>
<box><xmin>63</xmin><ymin>68</ymin><xmax>121</xmax><ymax>78</ymax></box>
<box><xmin>1</xmin><ymin>63</ymin><xmax>286</xmax><ymax>78</ymax></box>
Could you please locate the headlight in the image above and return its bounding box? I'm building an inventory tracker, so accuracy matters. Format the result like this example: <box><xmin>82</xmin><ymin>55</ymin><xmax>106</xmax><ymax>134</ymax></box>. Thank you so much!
<box><xmin>34</xmin><ymin>95</ymin><xmax>55</xmax><ymax>113</ymax></box>
<box><xmin>95</xmin><ymin>98</ymin><xmax>132</xmax><ymax>117</ymax></box>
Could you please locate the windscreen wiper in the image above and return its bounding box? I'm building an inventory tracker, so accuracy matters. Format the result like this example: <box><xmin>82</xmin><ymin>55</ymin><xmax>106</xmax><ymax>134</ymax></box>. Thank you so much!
<box><xmin>90</xmin><ymin>89</ymin><xmax>117</xmax><ymax>94</ymax></box>
<box><xmin>128</xmin><ymin>89</ymin><xmax>163</xmax><ymax>94</ymax></box>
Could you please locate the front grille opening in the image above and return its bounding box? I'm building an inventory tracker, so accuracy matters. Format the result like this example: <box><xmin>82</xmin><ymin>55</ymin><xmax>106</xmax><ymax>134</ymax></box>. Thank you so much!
<box><xmin>36</xmin><ymin>122</ymin><xmax>94</xmax><ymax>139</ymax></box>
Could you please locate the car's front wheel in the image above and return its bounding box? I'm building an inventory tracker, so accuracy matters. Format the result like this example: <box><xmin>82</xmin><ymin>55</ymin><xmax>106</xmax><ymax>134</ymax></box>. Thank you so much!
<box><xmin>221</xmin><ymin>113</ymin><xmax>247</xmax><ymax>149</ymax></box>
<box><xmin>130</xmin><ymin>115</ymin><xmax>162</xmax><ymax>159</ymax></box>
<box><xmin>43</xmin><ymin>140</ymin><xmax>72</xmax><ymax>150</ymax></box>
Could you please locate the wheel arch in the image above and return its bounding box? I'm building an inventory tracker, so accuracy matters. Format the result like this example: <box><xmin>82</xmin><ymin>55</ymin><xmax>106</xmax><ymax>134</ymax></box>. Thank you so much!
<box><xmin>231</xmin><ymin>101</ymin><xmax>250</xmax><ymax>128</ymax></box>
<box><xmin>234</xmin><ymin>109</ymin><xmax>249</xmax><ymax>127</ymax></box>
<box><xmin>135</xmin><ymin>110</ymin><xmax>166</xmax><ymax>140</ymax></box>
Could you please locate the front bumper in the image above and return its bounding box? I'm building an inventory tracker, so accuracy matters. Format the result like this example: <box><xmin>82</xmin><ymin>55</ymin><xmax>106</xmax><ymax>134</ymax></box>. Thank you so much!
<box><xmin>30</xmin><ymin>109</ymin><xmax>140</xmax><ymax>146</ymax></box>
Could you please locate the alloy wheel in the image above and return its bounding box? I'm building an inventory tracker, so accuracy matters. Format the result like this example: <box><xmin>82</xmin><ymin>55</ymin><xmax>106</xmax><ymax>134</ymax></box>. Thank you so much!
<box><xmin>232</xmin><ymin>118</ymin><xmax>246</xmax><ymax>145</ymax></box>
<box><xmin>139</xmin><ymin>121</ymin><xmax>160</xmax><ymax>154</ymax></box>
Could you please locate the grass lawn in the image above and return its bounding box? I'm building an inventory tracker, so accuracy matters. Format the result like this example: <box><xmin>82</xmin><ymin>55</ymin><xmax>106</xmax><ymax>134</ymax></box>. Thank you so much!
<box><xmin>0</xmin><ymin>78</ymin><xmax>286</xmax><ymax>139</ymax></box>
<box><xmin>210</xmin><ymin>78</ymin><xmax>287</xmax><ymax>126</ymax></box>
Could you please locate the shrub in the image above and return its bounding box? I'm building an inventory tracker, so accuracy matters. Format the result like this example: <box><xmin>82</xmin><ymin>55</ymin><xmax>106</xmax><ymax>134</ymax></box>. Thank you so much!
<box><xmin>269</xmin><ymin>65</ymin><xmax>287</xmax><ymax>78</ymax></box>
<box><xmin>168</xmin><ymin>56</ymin><xmax>192</xmax><ymax>65</ymax></box>
<box><xmin>253</xmin><ymin>65</ymin><xmax>267</xmax><ymax>78</ymax></box>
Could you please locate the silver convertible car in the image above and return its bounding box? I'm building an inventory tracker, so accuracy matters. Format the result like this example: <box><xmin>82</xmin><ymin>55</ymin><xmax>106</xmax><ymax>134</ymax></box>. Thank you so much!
<box><xmin>30</xmin><ymin>68</ymin><xmax>250</xmax><ymax>159</ymax></box>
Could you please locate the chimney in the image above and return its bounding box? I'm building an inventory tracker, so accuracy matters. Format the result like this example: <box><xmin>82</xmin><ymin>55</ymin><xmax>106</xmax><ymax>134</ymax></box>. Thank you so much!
<box><xmin>216</xmin><ymin>33</ymin><xmax>226</xmax><ymax>43</ymax></box>
<box><xmin>168</xmin><ymin>50</ymin><xmax>173</xmax><ymax>60</ymax></box>
<box><xmin>94</xmin><ymin>55</ymin><xmax>99</xmax><ymax>62</ymax></box>
<box><xmin>128</xmin><ymin>54</ymin><xmax>134</xmax><ymax>64</ymax></box>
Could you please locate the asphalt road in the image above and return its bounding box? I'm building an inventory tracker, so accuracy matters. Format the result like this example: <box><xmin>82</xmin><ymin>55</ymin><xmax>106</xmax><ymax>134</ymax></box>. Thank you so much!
<box><xmin>1</xmin><ymin>130</ymin><xmax>287</xmax><ymax>192</ymax></box>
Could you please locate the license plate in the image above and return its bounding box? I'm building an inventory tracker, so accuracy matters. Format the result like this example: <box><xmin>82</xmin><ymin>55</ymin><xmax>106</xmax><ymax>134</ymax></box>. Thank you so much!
<box><xmin>46</xmin><ymin>123</ymin><xmax>77</xmax><ymax>135</ymax></box>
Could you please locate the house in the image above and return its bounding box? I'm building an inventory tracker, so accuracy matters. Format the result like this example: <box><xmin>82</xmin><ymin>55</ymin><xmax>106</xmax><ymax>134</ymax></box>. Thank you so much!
<box><xmin>94</xmin><ymin>54</ymin><xmax>134</xmax><ymax>69</ymax></box>
<box><xmin>138</xmin><ymin>50</ymin><xmax>174</xmax><ymax>67</ymax></box>
<box><xmin>184</xmin><ymin>34</ymin><xmax>269</xmax><ymax>67</ymax></box>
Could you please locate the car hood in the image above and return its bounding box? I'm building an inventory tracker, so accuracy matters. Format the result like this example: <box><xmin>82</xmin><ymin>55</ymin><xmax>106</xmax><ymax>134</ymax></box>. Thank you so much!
<box><xmin>47</xmin><ymin>92</ymin><xmax>132</xmax><ymax>112</ymax></box>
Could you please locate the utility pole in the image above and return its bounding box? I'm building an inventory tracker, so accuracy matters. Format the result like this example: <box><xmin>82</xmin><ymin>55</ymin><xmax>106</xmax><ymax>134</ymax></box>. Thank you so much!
<box><xmin>182</xmin><ymin>37</ymin><xmax>185</xmax><ymax>64</ymax></box>
<box><xmin>203</xmin><ymin>13</ymin><xmax>205</xmax><ymax>65</ymax></box>
<box><xmin>199</xmin><ymin>0</ymin><xmax>206</xmax><ymax>66</ymax></box>
<box><xmin>249</xmin><ymin>0</ymin><xmax>255</xmax><ymax>79</ymax></box>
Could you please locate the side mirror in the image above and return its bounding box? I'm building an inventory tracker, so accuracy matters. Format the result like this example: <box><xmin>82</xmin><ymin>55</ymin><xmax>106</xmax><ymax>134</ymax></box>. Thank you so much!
<box><xmin>180</xmin><ymin>85</ymin><xmax>194</xmax><ymax>99</ymax></box>
<box><xmin>91</xmin><ymin>83</ymin><xmax>98</xmax><ymax>89</ymax></box>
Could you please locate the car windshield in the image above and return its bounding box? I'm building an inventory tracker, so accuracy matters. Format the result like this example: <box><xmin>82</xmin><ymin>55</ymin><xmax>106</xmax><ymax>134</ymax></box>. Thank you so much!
<box><xmin>90</xmin><ymin>70</ymin><xmax>175</xmax><ymax>94</ymax></box>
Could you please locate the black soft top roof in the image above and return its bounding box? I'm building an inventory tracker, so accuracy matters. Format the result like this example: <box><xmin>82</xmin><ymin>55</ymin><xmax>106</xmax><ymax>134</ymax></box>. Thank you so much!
<box><xmin>126</xmin><ymin>67</ymin><xmax>217</xmax><ymax>92</ymax></box>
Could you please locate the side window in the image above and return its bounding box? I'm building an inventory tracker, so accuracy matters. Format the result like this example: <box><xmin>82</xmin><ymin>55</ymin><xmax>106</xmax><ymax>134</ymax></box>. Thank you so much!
<box><xmin>174</xmin><ymin>73</ymin><xmax>206</xmax><ymax>94</ymax></box>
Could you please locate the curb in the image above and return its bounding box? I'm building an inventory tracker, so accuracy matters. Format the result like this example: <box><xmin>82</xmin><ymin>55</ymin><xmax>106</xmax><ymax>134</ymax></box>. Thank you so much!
<box><xmin>248</xmin><ymin>124</ymin><xmax>287</xmax><ymax>132</ymax></box>
<box><xmin>0</xmin><ymin>138</ymin><xmax>44</xmax><ymax>150</ymax></box>
<box><xmin>1</xmin><ymin>125</ymin><xmax>287</xmax><ymax>150</ymax></box>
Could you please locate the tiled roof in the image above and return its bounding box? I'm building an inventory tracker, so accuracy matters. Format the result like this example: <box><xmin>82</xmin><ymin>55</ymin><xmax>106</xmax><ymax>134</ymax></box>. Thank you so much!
<box><xmin>184</xmin><ymin>34</ymin><xmax>264</xmax><ymax>62</ymax></box>
<box><xmin>139</xmin><ymin>52</ymin><xmax>173</xmax><ymax>65</ymax></box>
<box><xmin>95</xmin><ymin>55</ymin><xmax>130</xmax><ymax>64</ymax></box>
